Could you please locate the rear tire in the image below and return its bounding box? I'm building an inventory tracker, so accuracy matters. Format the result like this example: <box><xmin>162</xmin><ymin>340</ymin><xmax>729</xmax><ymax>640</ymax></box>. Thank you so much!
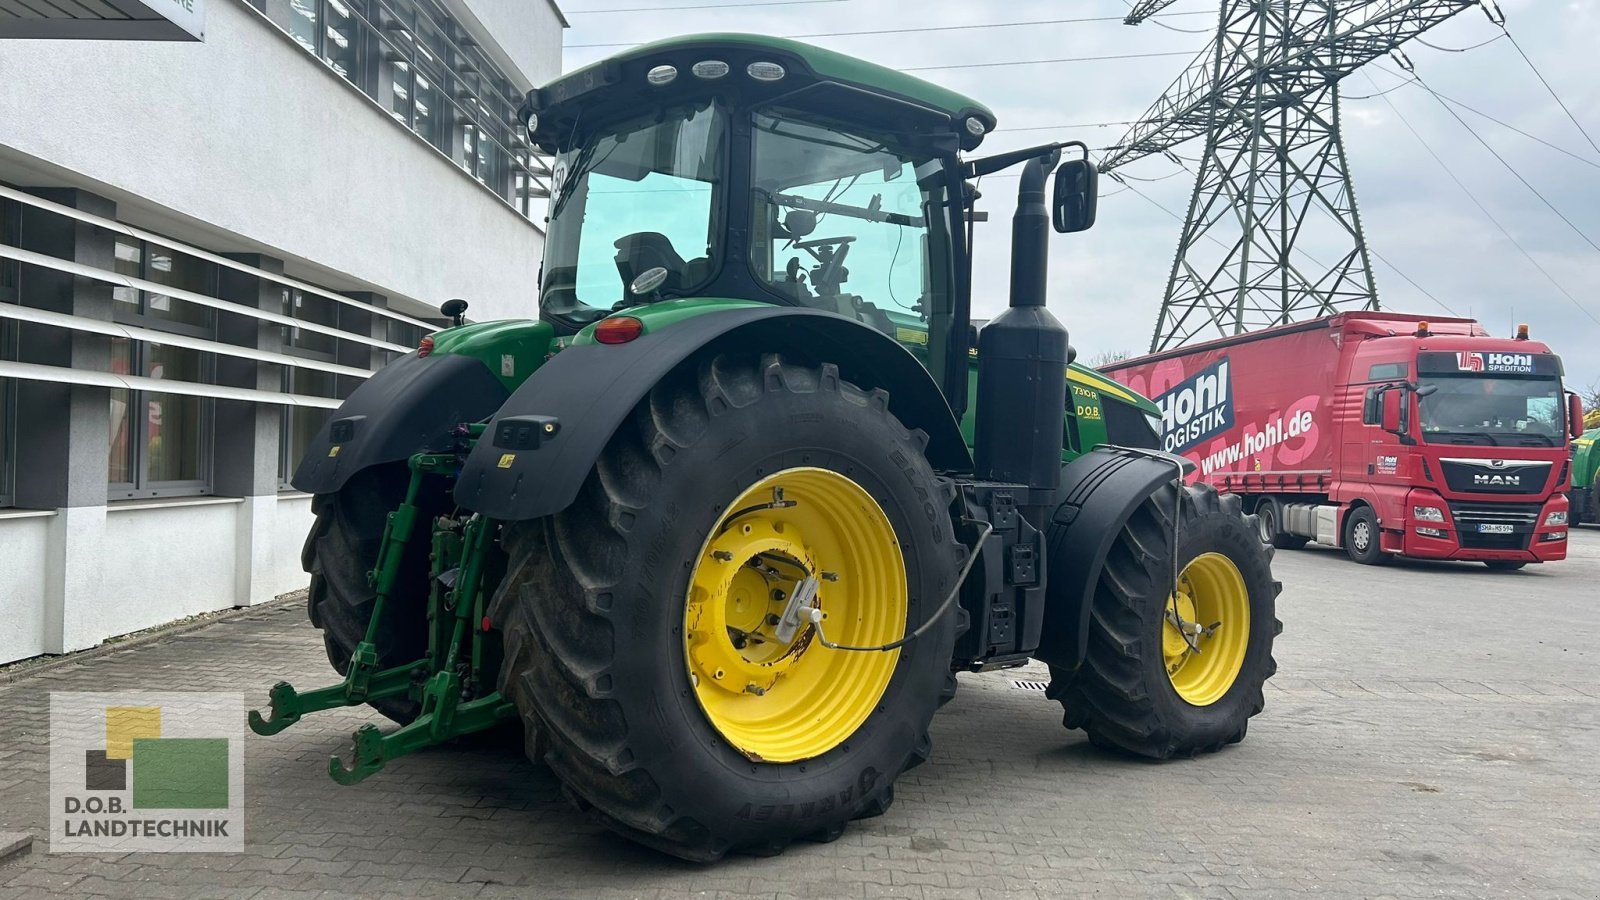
<box><xmin>302</xmin><ymin>464</ymin><xmax>445</xmax><ymax>724</ymax></box>
<box><xmin>1343</xmin><ymin>506</ymin><xmax>1389</xmax><ymax>566</ymax></box>
<box><xmin>1048</xmin><ymin>484</ymin><xmax>1281</xmax><ymax>759</ymax></box>
<box><xmin>1254</xmin><ymin>496</ymin><xmax>1308</xmax><ymax>550</ymax></box>
<box><xmin>490</xmin><ymin>354</ymin><xmax>962</xmax><ymax>861</ymax></box>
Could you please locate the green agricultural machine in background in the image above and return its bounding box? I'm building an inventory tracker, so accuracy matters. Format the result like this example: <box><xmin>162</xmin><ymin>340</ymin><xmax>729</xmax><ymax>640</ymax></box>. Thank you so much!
<box><xmin>250</xmin><ymin>34</ymin><xmax>1280</xmax><ymax>861</ymax></box>
<box><xmin>1573</xmin><ymin>424</ymin><xmax>1599</xmax><ymax>527</ymax></box>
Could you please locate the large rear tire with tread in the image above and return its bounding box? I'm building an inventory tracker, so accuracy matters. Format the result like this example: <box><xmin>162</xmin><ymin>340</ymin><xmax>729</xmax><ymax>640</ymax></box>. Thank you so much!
<box><xmin>1047</xmin><ymin>484</ymin><xmax>1281</xmax><ymax>758</ymax></box>
<box><xmin>490</xmin><ymin>353</ymin><xmax>963</xmax><ymax>862</ymax></box>
<box><xmin>302</xmin><ymin>464</ymin><xmax>445</xmax><ymax>724</ymax></box>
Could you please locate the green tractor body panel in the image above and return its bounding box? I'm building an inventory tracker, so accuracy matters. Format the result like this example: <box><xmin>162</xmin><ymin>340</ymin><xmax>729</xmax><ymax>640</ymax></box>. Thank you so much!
<box><xmin>1576</xmin><ymin>429</ymin><xmax>1600</xmax><ymax>490</ymax></box>
<box><xmin>427</xmin><ymin>319</ymin><xmax>557</xmax><ymax>392</ymax></box>
<box><xmin>1574</xmin><ymin>428</ymin><xmax>1600</xmax><ymax>525</ymax></box>
<box><xmin>571</xmin><ymin>298</ymin><xmax>769</xmax><ymax>345</ymax></box>
<box><xmin>546</xmin><ymin>32</ymin><xmax>995</xmax><ymax>136</ymax></box>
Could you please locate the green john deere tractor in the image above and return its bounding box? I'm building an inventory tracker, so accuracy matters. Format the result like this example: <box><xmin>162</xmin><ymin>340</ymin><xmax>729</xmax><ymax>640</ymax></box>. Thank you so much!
<box><xmin>1572</xmin><ymin>425</ymin><xmax>1598</xmax><ymax>527</ymax></box>
<box><xmin>250</xmin><ymin>33</ymin><xmax>1280</xmax><ymax>861</ymax></box>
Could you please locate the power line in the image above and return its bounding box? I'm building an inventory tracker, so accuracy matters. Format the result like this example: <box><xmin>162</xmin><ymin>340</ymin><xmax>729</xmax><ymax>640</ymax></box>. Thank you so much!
<box><xmin>1122</xmin><ymin>167</ymin><xmax>1461</xmax><ymax>317</ymax></box>
<box><xmin>1366</xmin><ymin>63</ymin><xmax>1600</xmax><ymax>172</ymax></box>
<box><xmin>903</xmin><ymin>50</ymin><xmax>1193</xmax><ymax>73</ymax></box>
<box><xmin>1415</xmin><ymin>33</ymin><xmax>1504</xmax><ymax>53</ymax></box>
<box><xmin>1365</xmin><ymin>72</ymin><xmax>1600</xmax><ymax>328</ymax></box>
<box><xmin>567</xmin><ymin>11</ymin><xmax>1212</xmax><ymax>47</ymax></box>
<box><xmin>998</xmin><ymin>119</ymin><xmax>1139</xmax><ymax>134</ymax></box>
<box><xmin>1410</xmin><ymin>71</ymin><xmax>1600</xmax><ymax>258</ymax></box>
<box><xmin>565</xmin><ymin>0</ymin><xmax>843</xmax><ymax>13</ymax></box>
<box><xmin>1501</xmin><ymin>28</ymin><xmax>1600</xmax><ymax>160</ymax></box>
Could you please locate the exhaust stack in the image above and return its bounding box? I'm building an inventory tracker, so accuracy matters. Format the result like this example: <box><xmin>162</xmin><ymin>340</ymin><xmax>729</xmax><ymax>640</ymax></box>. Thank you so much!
<box><xmin>975</xmin><ymin>150</ymin><xmax>1070</xmax><ymax>511</ymax></box>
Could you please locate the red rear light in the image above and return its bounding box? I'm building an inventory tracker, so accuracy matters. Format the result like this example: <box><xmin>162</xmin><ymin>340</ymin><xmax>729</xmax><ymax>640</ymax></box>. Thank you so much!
<box><xmin>418</xmin><ymin>335</ymin><xmax>435</xmax><ymax>357</ymax></box>
<box><xmin>595</xmin><ymin>316</ymin><xmax>644</xmax><ymax>344</ymax></box>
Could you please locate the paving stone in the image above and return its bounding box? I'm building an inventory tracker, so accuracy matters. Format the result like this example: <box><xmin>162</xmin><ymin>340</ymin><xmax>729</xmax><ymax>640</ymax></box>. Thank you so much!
<box><xmin>2</xmin><ymin>532</ymin><xmax>1599</xmax><ymax>898</ymax></box>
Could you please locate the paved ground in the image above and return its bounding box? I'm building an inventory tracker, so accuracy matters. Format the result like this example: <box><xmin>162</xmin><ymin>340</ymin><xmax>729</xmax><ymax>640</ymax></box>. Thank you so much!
<box><xmin>3</xmin><ymin>530</ymin><xmax>1599</xmax><ymax>899</ymax></box>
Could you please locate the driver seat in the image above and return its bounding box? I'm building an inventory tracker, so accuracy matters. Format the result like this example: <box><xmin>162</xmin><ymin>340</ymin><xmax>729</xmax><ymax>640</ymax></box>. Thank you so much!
<box><xmin>614</xmin><ymin>232</ymin><xmax>706</xmax><ymax>298</ymax></box>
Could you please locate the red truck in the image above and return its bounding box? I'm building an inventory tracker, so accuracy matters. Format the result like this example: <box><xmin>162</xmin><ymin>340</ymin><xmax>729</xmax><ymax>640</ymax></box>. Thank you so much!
<box><xmin>1103</xmin><ymin>312</ymin><xmax>1583</xmax><ymax>569</ymax></box>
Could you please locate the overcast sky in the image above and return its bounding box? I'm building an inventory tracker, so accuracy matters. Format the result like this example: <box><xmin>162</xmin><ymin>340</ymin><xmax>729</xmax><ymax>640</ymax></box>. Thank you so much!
<box><xmin>556</xmin><ymin>0</ymin><xmax>1600</xmax><ymax>392</ymax></box>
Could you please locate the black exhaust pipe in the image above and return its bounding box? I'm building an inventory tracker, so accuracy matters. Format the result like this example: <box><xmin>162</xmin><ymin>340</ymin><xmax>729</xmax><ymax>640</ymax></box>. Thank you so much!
<box><xmin>975</xmin><ymin>149</ymin><xmax>1069</xmax><ymax>513</ymax></box>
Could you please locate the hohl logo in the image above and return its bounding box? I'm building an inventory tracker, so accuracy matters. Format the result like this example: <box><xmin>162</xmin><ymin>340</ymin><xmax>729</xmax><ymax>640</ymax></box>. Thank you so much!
<box><xmin>1155</xmin><ymin>358</ymin><xmax>1233</xmax><ymax>454</ymax></box>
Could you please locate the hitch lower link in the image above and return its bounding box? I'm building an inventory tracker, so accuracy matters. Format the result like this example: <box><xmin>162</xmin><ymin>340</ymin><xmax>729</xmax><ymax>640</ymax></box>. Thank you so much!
<box><xmin>248</xmin><ymin>435</ymin><xmax>516</xmax><ymax>784</ymax></box>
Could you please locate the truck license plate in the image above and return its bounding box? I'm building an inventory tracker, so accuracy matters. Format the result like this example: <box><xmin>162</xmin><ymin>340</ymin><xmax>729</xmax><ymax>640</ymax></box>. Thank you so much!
<box><xmin>1477</xmin><ymin>523</ymin><xmax>1514</xmax><ymax>534</ymax></box>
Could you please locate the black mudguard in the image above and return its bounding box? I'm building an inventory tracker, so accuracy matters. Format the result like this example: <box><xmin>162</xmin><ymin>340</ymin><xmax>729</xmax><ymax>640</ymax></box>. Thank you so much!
<box><xmin>453</xmin><ymin>306</ymin><xmax>971</xmax><ymax>521</ymax></box>
<box><xmin>292</xmin><ymin>352</ymin><xmax>509</xmax><ymax>494</ymax></box>
<box><xmin>1032</xmin><ymin>447</ymin><xmax>1188</xmax><ymax>671</ymax></box>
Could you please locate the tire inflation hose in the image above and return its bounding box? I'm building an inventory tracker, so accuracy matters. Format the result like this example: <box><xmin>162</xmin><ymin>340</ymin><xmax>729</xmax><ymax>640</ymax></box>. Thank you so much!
<box><xmin>806</xmin><ymin>521</ymin><xmax>994</xmax><ymax>653</ymax></box>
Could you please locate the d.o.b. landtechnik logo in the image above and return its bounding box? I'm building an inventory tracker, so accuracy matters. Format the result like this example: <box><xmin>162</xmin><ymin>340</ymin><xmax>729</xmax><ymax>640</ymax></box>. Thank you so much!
<box><xmin>49</xmin><ymin>692</ymin><xmax>243</xmax><ymax>852</ymax></box>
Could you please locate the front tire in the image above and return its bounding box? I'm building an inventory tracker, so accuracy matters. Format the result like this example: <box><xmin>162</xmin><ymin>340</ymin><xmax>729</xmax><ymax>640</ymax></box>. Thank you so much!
<box><xmin>1343</xmin><ymin>506</ymin><xmax>1389</xmax><ymax>566</ymax></box>
<box><xmin>490</xmin><ymin>354</ymin><xmax>962</xmax><ymax>861</ymax></box>
<box><xmin>1048</xmin><ymin>484</ymin><xmax>1281</xmax><ymax>758</ymax></box>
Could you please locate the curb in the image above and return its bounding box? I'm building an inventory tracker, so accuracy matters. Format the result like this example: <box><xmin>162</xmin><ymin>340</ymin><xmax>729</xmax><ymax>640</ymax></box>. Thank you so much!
<box><xmin>0</xmin><ymin>832</ymin><xmax>32</xmax><ymax>864</ymax></box>
<box><xmin>0</xmin><ymin>591</ymin><xmax>303</xmax><ymax>687</ymax></box>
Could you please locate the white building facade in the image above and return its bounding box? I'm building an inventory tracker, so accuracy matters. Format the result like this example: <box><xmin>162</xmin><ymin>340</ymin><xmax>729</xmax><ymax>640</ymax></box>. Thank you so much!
<box><xmin>0</xmin><ymin>0</ymin><xmax>565</xmax><ymax>664</ymax></box>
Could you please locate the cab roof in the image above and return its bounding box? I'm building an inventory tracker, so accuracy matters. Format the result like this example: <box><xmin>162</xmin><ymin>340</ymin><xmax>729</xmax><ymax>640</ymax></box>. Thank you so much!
<box><xmin>528</xmin><ymin>33</ymin><xmax>997</xmax><ymax>152</ymax></box>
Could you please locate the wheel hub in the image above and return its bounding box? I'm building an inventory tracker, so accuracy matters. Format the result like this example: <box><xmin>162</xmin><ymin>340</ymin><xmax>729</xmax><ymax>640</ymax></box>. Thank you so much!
<box><xmin>1162</xmin><ymin>552</ymin><xmax>1251</xmax><ymax>707</ymax></box>
<box><xmin>683</xmin><ymin>468</ymin><xmax>907</xmax><ymax>762</ymax></box>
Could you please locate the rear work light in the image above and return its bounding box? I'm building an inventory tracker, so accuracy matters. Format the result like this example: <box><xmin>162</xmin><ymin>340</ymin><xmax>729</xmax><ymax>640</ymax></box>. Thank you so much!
<box><xmin>418</xmin><ymin>335</ymin><xmax>435</xmax><ymax>357</ymax></box>
<box><xmin>594</xmin><ymin>316</ymin><xmax>644</xmax><ymax>344</ymax></box>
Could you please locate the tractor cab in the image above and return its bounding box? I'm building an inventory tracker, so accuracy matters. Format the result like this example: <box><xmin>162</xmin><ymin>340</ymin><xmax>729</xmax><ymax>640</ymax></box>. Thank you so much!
<box><xmin>524</xmin><ymin>33</ymin><xmax>1001</xmax><ymax>405</ymax></box>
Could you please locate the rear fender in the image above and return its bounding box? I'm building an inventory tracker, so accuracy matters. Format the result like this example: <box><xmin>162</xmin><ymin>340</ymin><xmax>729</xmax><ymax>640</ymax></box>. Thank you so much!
<box><xmin>1033</xmin><ymin>447</ymin><xmax>1186</xmax><ymax>671</ymax></box>
<box><xmin>452</xmin><ymin>306</ymin><xmax>971</xmax><ymax>520</ymax></box>
<box><xmin>292</xmin><ymin>352</ymin><xmax>510</xmax><ymax>494</ymax></box>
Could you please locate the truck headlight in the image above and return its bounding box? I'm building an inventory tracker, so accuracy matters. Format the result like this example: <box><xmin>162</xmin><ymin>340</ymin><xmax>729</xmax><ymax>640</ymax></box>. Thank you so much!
<box><xmin>1416</xmin><ymin>526</ymin><xmax>1446</xmax><ymax>538</ymax></box>
<box><xmin>1544</xmin><ymin>510</ymin><xmax>1568</xmax><ymax>526</ymax></box>
<box><xmin>1412</xmin><ymin>506</ymin><xmax>1445</xmax><ymax>523</ymax></box>
<box><xmin>1542</xmin><ymin>530</ymin><xmax>1567</xmax><ymax>542</ymax></box>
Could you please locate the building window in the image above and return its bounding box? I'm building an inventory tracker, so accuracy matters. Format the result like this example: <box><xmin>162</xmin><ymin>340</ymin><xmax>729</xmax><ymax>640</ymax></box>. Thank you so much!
<box><xmin>279</xmin><ymin>368</ymin><xmax>339</xmax><ymax>487</ymax></box>
<box><xmin>256</xmin><ymin>0</ymin><xmax>547</xmax><ymax>219</ymax></box>
<box><xmin>108</xmin><ymin>239</ymin><xmax>215</xmax><ymax>499</ymax></box>
<box><xmin>0</xmin><ymin>322</ymin><xmax>14</xmax><ymax>509</ymax></box>
<box><xmin>108</xmin><ymin>338</ymin><xmax>211</xmax><ymax>499</ymax></box>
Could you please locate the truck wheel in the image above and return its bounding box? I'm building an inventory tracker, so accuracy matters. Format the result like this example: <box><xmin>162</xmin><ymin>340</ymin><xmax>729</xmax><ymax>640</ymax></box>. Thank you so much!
<box><xmin>302</xmin><ymin>464</ymin><xmax>445</xmax><ymax>724</ymax></box>
<box><xmin>1343</xmin><ymin>506</ymin><xmax>1389</xmax><ymax>566</ymax></box>
<box><xmin>1048</xmin><ymin>484</ymin><xmax>1279</xmax><ymax>758</ymax></box>
<box><xmin>1483</xmin><ymin>561</ymin><xmax>1527</xmax><ymax>571</ymax></box>
<box><xmin>1254</xmin><ymin>497</ymin><xmax>1308</xmax><ymax>550</ymax></box>
<box><xmin>490</xmin><ymin>354</ymin><xmax>963</xmax><ymax>861</ymax></box>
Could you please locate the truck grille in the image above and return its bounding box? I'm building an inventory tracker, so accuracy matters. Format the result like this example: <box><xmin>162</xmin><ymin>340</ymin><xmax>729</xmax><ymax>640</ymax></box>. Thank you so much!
<box><xmin>1448</xmin><ymin>501</ymin><xmax>1540</xmax><ymax>550</ymax></box>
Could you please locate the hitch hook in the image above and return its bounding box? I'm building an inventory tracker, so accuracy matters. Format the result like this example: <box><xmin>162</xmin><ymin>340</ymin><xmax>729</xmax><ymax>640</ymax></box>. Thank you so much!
<box><xmin>328</xmin><ymin>723</ymin><xmax>388</xmax><ymax>785</ymax></box>
<box><xmin>247</xmin><ymin>681</ymin><xmax>303</xmax><ymax>736</ymax></box>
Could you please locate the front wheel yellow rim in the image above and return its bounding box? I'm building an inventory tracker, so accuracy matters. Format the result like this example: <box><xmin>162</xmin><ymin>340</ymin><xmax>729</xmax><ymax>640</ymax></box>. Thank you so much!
<box><xmin>684</xmin><ymin>467</ymin><xmax>907</xmax><ymax>763</ymax></box>
<box><xmin>1162</xmin><ymin>552</ymin><xmax>1250</xmax><ymax>706</ymax></box>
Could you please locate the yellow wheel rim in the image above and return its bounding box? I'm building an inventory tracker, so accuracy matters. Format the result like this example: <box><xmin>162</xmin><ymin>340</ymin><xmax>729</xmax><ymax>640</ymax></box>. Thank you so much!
<box><xmin>1162</xmin><ymin>552</ymin><xmax>1250</xmax><ymax>707</ymax></box>
<box><xmin>683</xmin><ymin>467</ymin><xmax>906</xmax><ymax>763</ymax></box>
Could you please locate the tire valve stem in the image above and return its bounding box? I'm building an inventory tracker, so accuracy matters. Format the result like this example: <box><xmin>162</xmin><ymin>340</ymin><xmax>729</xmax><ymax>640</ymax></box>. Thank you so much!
<box><xmin>821</xmin><ymin>571</ymin><xmax>839</xmax><ymax>582</ymax></box>
<box><xmin>712</xmin><ymin>550</ymin><xmax>734</xmax><ymax>562</ymax></box>
<box><xmin>743</xmin><ymin>683</ymin><xmax>766</xmax><ymax>696</ymax></box>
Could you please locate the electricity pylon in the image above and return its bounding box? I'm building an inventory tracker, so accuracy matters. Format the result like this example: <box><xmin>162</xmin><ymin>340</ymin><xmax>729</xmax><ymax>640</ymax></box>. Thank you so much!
<box><xmin>1104</xmin><ymin>1</ymin><xmax>1499</xmax><ymax>351</ymax></box>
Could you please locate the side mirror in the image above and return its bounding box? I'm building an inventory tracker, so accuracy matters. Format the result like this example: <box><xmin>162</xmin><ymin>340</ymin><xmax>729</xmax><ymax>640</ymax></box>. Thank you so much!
<box><xmin>1416</xmin><ymin>383</ymin><xmax>1438</xmax><ymax>398</ymax></box>
<box><xmin>1362</xmin><ymin>388</ymin><xmax>1380</xmax><ymax>425</ymax></box>
<box><xmin>1569</xmin><ymin>392</ymin><xmax>1585</xmax><ymax>439</ymax></box>
<box><xmin>1052</xmin><ymin>159</ymin><xmax>1098</xmax><ymax>234</ymax></box>
<box><xmin>1382</xmin><ymin>390</ymin><xmax>1403</xmax><ymax>434</ymax></box>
